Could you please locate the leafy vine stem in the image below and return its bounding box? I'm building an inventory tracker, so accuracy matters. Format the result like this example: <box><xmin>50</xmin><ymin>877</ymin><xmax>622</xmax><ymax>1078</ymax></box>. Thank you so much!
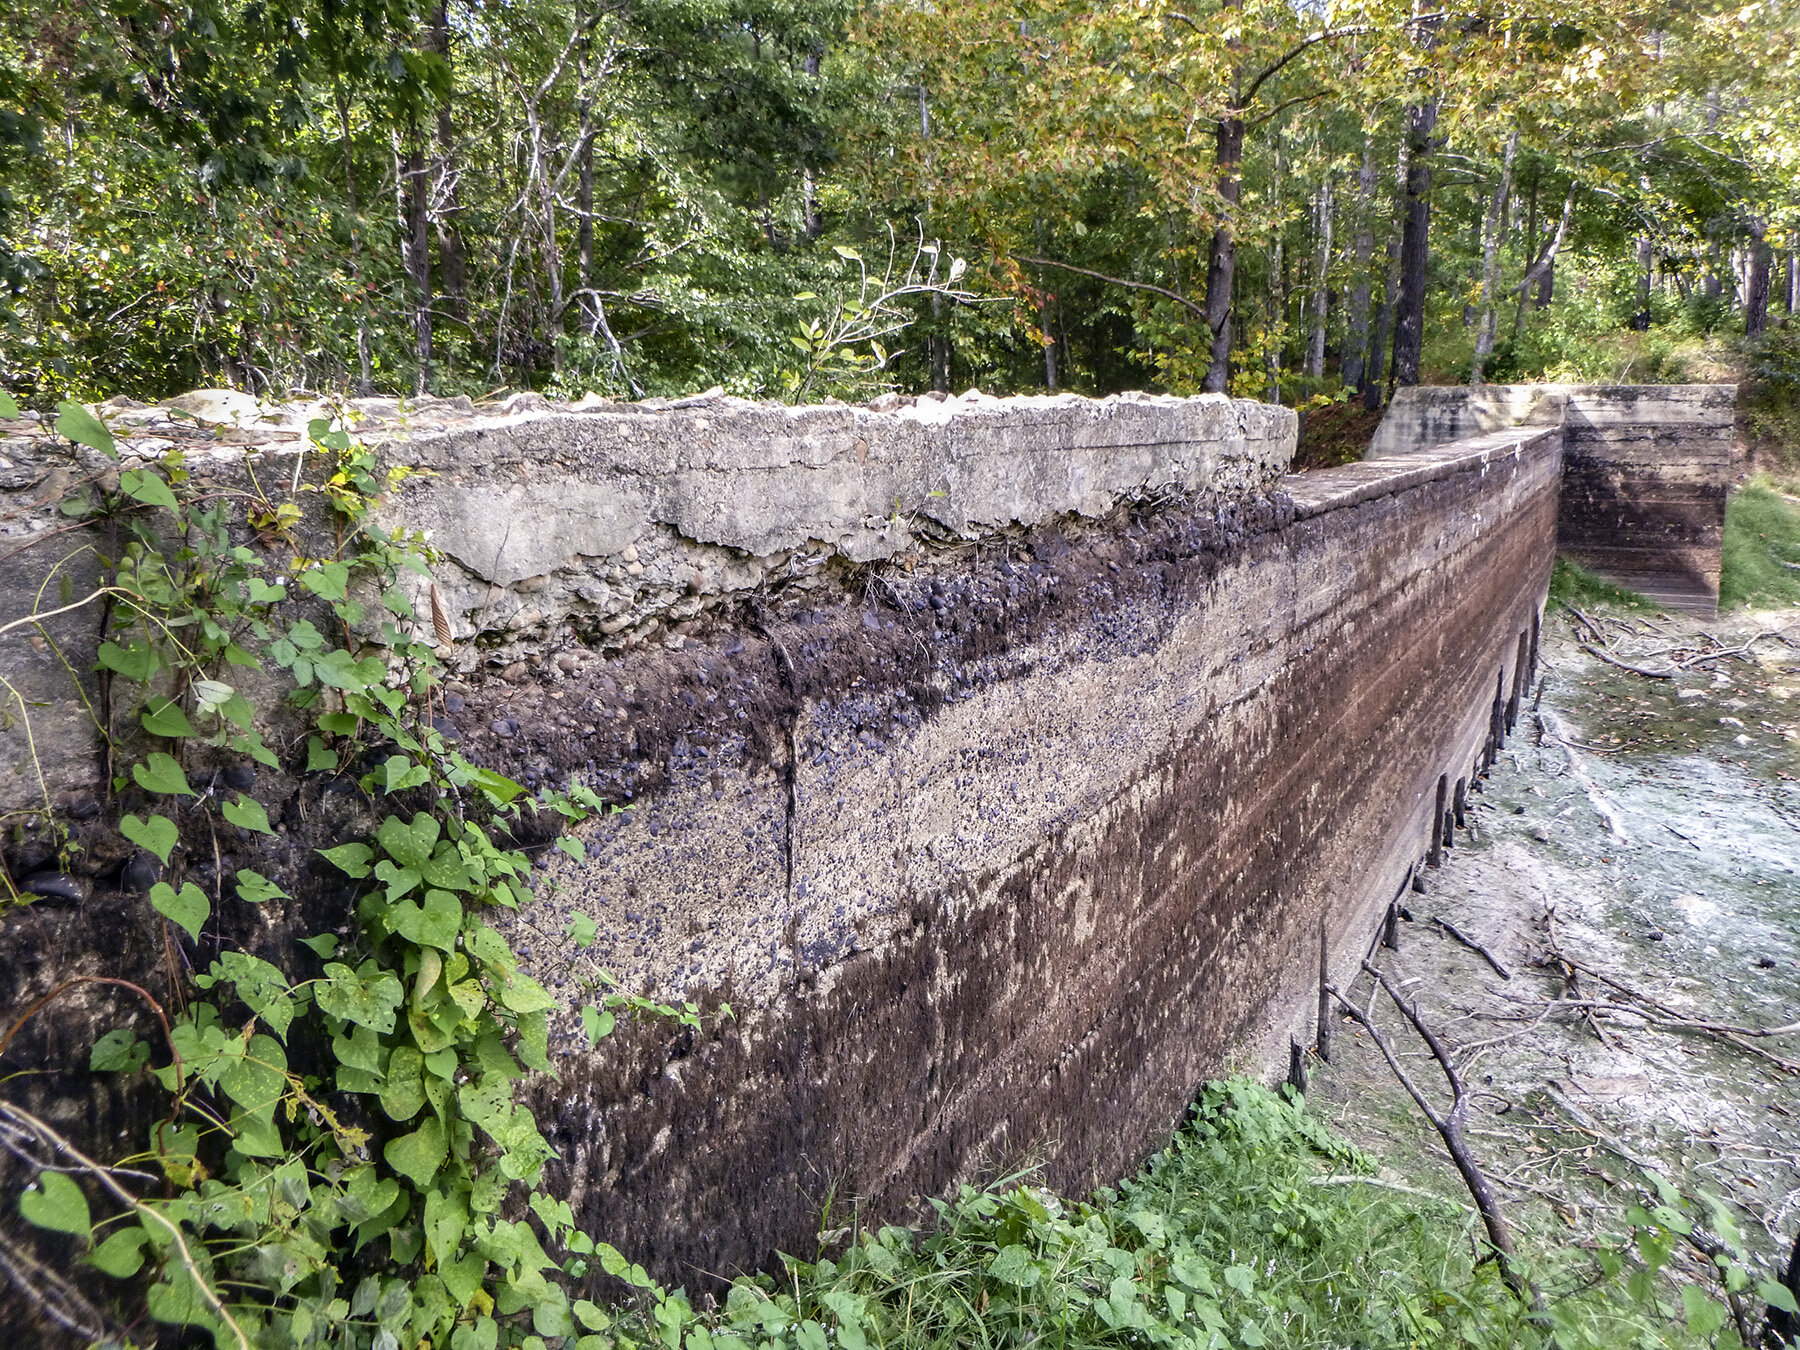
<box><xmin>0</xmin><ymin>390</ymin><xmax>707</xmax><ymax>1349</ymax></box>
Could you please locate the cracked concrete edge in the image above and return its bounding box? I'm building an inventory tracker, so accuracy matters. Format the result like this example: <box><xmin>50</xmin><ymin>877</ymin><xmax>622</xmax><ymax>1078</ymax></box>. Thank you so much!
<box><xmin>362</xmin><ymin>390</ymin><xmax>1296</xmax><ymax>666</ymax></box>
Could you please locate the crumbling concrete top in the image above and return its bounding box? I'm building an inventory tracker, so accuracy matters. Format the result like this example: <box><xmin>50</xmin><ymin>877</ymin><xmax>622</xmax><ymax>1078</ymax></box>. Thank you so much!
<box><xmin>13</xmin><ymin>386</ymin><xmax>1292</xmax><ymax>666</ymax></box>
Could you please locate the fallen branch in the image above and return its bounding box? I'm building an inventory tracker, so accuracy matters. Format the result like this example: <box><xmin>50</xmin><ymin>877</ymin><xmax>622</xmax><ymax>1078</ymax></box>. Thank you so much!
<box><xmin>1558</xmin><ymin>957</ymin><xmax>1800</xmax><ymax>1073</ymax></box>
<box><xmin>1435</xmin><ymin>917</ymin><xmax>1512</xmax><ymax>979</ymax></box>
<box><xmin>1329</xmin><ymin>963</ymin><xmax>1536</xmax><ymax>1303</ymax></box>
<box><xmin>1580</xmin><ymin>643</ymin><xmax>1675</xmax><ymax>679</ymax></box>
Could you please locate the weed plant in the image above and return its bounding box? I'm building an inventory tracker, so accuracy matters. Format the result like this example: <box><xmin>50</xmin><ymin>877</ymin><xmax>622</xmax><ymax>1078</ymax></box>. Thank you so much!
<box><xmin>696</xmin><ymin>1082</ymin><xmax>1767</xmax><ymax>1350</ymax></box>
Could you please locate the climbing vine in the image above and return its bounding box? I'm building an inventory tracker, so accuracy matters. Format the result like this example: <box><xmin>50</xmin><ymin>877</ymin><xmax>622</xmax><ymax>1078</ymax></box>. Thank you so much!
<box><xmin>0</xmin><ymin>390</ymin><xmax>706</xmax><ymax>1348</ymax></box>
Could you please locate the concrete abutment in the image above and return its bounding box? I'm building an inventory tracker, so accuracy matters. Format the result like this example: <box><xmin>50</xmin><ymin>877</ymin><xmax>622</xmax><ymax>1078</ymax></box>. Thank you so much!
<box><xmin>0</xmin><ymin>382</ymin><xmax>1734</xmax><ymax>1287</ymax></box>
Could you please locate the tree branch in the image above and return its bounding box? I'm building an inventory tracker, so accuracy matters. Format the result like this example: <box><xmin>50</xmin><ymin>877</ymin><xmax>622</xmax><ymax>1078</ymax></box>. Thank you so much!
<box><xmin>1012</xmin><ymin>256</ymin><xmax>1208</xmax><ymax>321</ymax></box>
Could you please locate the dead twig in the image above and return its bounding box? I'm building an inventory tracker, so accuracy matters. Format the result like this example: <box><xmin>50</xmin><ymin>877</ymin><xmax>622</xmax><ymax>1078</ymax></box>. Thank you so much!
<box><xmin>1435</xmin><ymin>916</ymin><xmax>1512</xmax><ymax>979</ymax></box>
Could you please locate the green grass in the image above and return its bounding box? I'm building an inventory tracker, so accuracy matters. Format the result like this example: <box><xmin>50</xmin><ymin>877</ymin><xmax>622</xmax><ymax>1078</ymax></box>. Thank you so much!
<box><xmin>668</xmin><ymin>1081</ymin><xmax>1745</xmax><ymax>1350</ymax></box>
<box><xmin>1721</xmin><ymin>479</ymin><xmax>1800</xmax><ymax>609</ymax></box>
<box><xmin>1549</xmin><ymin>556</ymin><xmax>1656</xmax><ymax>612</ymax></box>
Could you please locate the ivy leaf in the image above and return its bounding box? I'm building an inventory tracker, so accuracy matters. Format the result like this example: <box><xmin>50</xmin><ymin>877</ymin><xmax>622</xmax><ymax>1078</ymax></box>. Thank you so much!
<box><xmin>555</xmin><ymin>835</ymin><xmax>586</xmax><ymax>862</ymax></box>
<box><xmin>498</xmin><ymin>973</ymin><xmax>555</xmax><ymax>1015</ymax></box>
<box><xmin>468</xmin><ymin>767</ymin><xmax>525</xmax><ymax>806</ymax></box>
<box><xmin>19</xmin><ymin>1172</ymin><xmax>91</xmax><ymax>1239</ymax></box>
<box><xmin>0</xmin><ymin>390</ymin><xmax>19</xmax><ymax>420</ymax></box>
<box><xmin>140</xmin><ymin>697</ymin><xmax>195</xmax><ymax>739</ymax></box>
<box><xmin>377</xmin><ymin>813</ymin><xmax>440</xmax><ymax>868</ymax></box>
<box><xmin>378</xmin><ymin>1046</ymin><xmax>426</xmax><ymax>1121</ymax></box>
<box><xmin>316</xmin><ymin>962</ymin><xmax>404</xmax><ymax>1034</ymax></box>
<box><xmin>390</xmin><ymin>889</ymin><xmax>462</xmax><ymax>954</ymax></box>
<box><xmin>318</xmin><ymin>842</ymin><xmax>374</xmax><ymax>878</ymax></box>
<box><xmin>222</xmin><ymin>794</ymin><xmax>273</xmax><ymax>835</ymax></box>
<box><xmin>97</xmin><ymin>639</ymin><xmax>159</xmax><ymax>682</ymax></box>
<box><xmin>89</xmin><ymin>1226</ymin><xmax>149</xmax><ymax>1278</ymax></box>
<box><xmin>133</xmin><ymin>752</ymin><xmax>195</xmax><ymax>797</ymax></box>
<box><xmin>298</xmin><ymin>933</ymin><xmax>339</xmax><ymax>959</ymax></box>
<box><xmin>151</xmin><ymin>881</ymin><xmax>209</xmax><ymax>941</ymax></box>
<box><xmin>384</xmin><ymin>1116</ymin><xmax>447</xmax><ymax>1190</ymax></box>
<box><xmin>234</xmin><ymin>869</ymin><xmax>285</xmax><ymax>903</ymax></box>
<box><xmin>120</xmin><ymin>467</ymin><xmax>179</xmax><ymax>511</ymax></box>
<box><xmin>580</xmin><ymin>1005</ymin><xmax>614</xmax><ymax>1046</ymax></box>
<box><xmin>566</xmin><ymin>913</ymin><xmax>597</xmax><ymax>949</ymax></box>
<box><xmin>120</xmin><ymin>813</ymin><xmax>178</xmax><ymax>865</ymax></box>
<box><xmin>54</xmin><ymin>400</ymin><xmax>115</xmax><ymax>458</ymax></box>
<box><xmin>90</xmin><ymin>1028</ymin><xmax>150</xmax><ymax>1072</ymax></box>
<box><xmin>380</xmin><ymin>754</ymin><xmax>429</xmax><ymax>793</ymax></box>
<box><xmin>1683</xmin><ymin>1287</ymin><xmax>1727</xmax><ymax>1336</ymax></box>
<box><xmin>299</xmin><ymin>561</ymin><xmax>351</xmax><ymax>602</ymax></box>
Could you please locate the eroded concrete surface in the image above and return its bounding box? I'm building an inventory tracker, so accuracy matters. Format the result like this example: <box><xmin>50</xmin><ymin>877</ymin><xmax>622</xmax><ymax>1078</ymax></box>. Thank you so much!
<box><xmin>1310</xmin><ymin>605</ymin><xmax>1800</xmax><ymax>1276</ymax></box>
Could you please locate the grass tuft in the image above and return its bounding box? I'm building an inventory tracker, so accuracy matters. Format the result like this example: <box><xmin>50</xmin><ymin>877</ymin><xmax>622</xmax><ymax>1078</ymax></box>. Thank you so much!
<box><xmin>1721</xmin><ymin>478</ymin><xmax>1800</xmax><ymax>609</ymax></box>
<box><xmin>1549</xmin><ymin>556</ymin><xmax>1655</xmax><ymax>612</ymax></box>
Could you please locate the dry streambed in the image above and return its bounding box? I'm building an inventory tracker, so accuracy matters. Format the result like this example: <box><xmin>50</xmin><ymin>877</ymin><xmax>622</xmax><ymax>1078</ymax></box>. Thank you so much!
<box><xmin>1308</xmin><ymin>605</ymin><xmax>1800</xmax><ymax>1283</ymax></box>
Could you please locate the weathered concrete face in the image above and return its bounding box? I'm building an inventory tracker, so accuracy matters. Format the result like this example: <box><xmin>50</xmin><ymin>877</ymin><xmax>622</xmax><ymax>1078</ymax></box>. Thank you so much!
<box><xmin>1370</xmin><ymin>384</ymin><xmax>1734</xmax><ymax>612</ymax></box>
<box><xmin>0</xmin><ymin>388</ymin><xmax>1564</xmax><ymax>1301</ymax></box>
<box><xmin>460</xmin><ymin>426</ymin><xmax>1562</xmax><ymax>1284</ymax></box>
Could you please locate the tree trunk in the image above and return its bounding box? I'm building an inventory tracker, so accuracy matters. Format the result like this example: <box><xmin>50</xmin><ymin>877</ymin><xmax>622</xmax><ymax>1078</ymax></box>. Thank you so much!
<box><xmin>802</xmin><ymin>48</ymin><xmax>823</xmax><ymax>239</ymax></box>
<box><xmin>1745</xmin><ymin>224</ymin><xmax>1773</xmax><ymax>337</ymax></box>
<box><xmin>1788</xmin><ymin>249</ymin><xmax>1798</xmax><ymax>312</ymax></box>
<box><xmin>1470</xmin><ymin>131</ymin><xmax>1518</xmax><ymax>384</ymax></box>
<box><xmin>1631</xmin><ymin>234</ymin><xmax>1653</xmax><ymax>331</ymax></box>
<box><xmin>1202</xmin><ymin>115</ymin><xmax>1245</xmax><ymax>394</ymax></box>
<box><xmin>426</xmin><ymin>4</ymin><xmax>467</xmax><ymax>321</ymax></box>
<box><xmin>1342</xmin><ymin>137</ymin><xmax>1376</xmax><ymax>395</ymax></box>
<box><xmin>1514</xmin><ymin>180</ymin><xmax>1574</xmax><ymax>337</ymax></box>
<box><xmin>404</xmin><ymin>126</ymin><xmax>433</xmax><ymax>395</ymax></box>
<box><xmin>1363</xmin><ymin>130</ymin><xmax>1409</xmax><ymax>412</ymax></box>
<box><xmin>1390</xmin><ymin>99</ymin><xmax>1437</xmax><ymax>390</ymax></box>
<box><xmin>1307</xmin><ymin>176</ymin><xmax>1333</xmax><ymax>380</ymax></box>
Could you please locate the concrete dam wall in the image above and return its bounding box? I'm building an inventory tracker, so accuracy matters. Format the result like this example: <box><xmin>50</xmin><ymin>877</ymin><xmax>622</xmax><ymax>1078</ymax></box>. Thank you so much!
<box><xmin>0</xmin><ymin>383</ymin><xmax>1729</xmax><ymax>1289</ymax></box>
<box><xmin>1370</xmin><ymin>383</ymin><xmax>1735</xmax><ymax>612</ymax></box>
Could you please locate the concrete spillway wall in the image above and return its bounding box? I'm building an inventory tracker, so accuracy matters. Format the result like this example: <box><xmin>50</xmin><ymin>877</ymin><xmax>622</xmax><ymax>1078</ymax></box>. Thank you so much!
<box><xmin>1370</xmin><ymin>383</ymin><xmax>1735</xmax><ymax>612</ymax></box>
<box><xmin>0</xmin><ymin>382</ymin><xmax>1712</xmax><ymax>1289</ymax></box>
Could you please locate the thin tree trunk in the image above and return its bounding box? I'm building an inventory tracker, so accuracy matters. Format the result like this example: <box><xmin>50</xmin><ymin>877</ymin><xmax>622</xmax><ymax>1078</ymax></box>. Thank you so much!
<box><xmin>1343</xmin><ymin>137</ymin><xmax>1376</xmax><ymax>394</ymax></box>
<box><xmin>1390</xmin><ymin>98</ymin><xmax>1437</xmax><ymax>390</ymax></box>
<box><xmin>403</xmin><ymin>125</ymin><xmax>433</xmax><ymax>395</ymax></box>
<box><xmin>1364</xmin><ymin>130</ymin><xmax>1409</xmax><ymax>412</ymax></box>
<box><xmin>1470</xmin><ymin>131</ymin><xmax>1518</xmax><ymax>384</ymax></box>
<box><xmin>1788</xmin><ymin>249</ymin><xmax>1798</xmax><ymax>312</ymax></box>
<box><xmin>1203</xmin><ymin>114</ymin><xmax>1245</xmax><ymax>393</ymax></box>
<box><xmin>1745</xmin><ymin>223</ymin><xmax>1773</xmax><ymax>337</ymax></box>
<box><xmin>1631</xmin><ymin>234</ymin><xmax>1653</xmax><ymax>331</ymax></box>
<box><xmin>1307</xmin><ymin>176</ymin><xmax>1333</xmax><ymax>379</ymax></box>
<box><xmin>1514</xmin><ymin>180</ymin><xmax>1573</xmax><ymax>336</ymax></box>
<box><xmin>427</xmin><ymin>4</ymin><xmax>467</xmax><ymax>321</ymax></box>
<box><xmin>337</xmin><ymin>82</ymin><xmax>373</xmax><ymax>395</ymax></box>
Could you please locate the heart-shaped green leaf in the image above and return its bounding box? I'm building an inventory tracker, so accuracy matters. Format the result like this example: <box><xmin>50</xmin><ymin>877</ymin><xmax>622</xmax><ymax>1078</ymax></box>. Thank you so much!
<box><xmin>54</xmin><ymin>400</ymin><xmax>115</xmax><ymax>457</ymax></box>
<box><xmin>132</xmin><ymin>752</ymin><xmax>194</xmax><ymax>797</ymax></box>
<box><xmin>377</xmin><ymin>813</ymin><xmax>440</xmax><ymax>868</ymax></box>
<box><xmin>379</xmin><ymin>1046</ymin><xmax>426</xmax><ymax>1121</ymax></box>
<box><xmin>234</xmin><ymin>869</ymin><xmax>285</xmax><ymax>904</ymax></box>
<box><xmin>89</xmin><ymin>1226</ymin><xmax>148</xmax><ymax>1278</ymax></box>
<box><xmin>222</xmin><ymin>794</ymin><xmax>273</xmax><ymax>835</ymax></box>
<box><xmin>0</xmin><ymin>391</ymin><xmax>20</xmax><ymax>420</ymax></box>
<box><xmin>316</xmin><ymin>962</ymin><xmax>404</xmax><ymax>1033</ymax></box>
<box><xmin>120</xmin><ymin>466</ymin><xmax>178</xmax><ymax>511</ymax></box>
<box><xmin>140</xmin><ymin>697</ymin><xmax>195</xmax><ymax>739</ymax></box>
<box><xmin>150</xmin><ymin>881</ymin><xmax>209</xmax><ymax>941</ymax></box>
<box><xmin>120</xmin><ymin>813</ymin><xmax>178</xmax><ymax>866</ymax></box>
<box><xmin>391</xmin><ymin>888</ymin><xmax>462</xmax><ymax>953</ymax></box>
<box><xmin>19</xmin><ymin>1171</ymin><xmax>91</xmax><ymax>1239</ymax></box>
<box><xmin>384</xmin><ymin>1117</ymin><xmax>447</xmax><ymax>1190</ymax></box>
<box><xmin>317</xmin><ymin>842</ymin><xmax>373</xmax><ymax>878</ymax></box>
